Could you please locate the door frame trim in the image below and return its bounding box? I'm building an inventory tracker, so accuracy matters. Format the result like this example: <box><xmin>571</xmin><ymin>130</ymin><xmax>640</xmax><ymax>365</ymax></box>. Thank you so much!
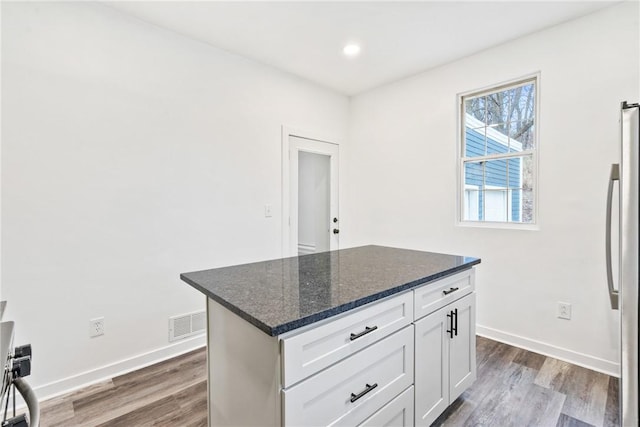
<box><xmin>281</xmin><ymin>126</ymin><xmax>340</xmax><ymax>258</ymax></box>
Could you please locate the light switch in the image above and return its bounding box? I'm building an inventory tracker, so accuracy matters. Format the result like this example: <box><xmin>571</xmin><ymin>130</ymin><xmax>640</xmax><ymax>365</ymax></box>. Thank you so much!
<box><xmin>264</xmin><ymin>204</ymin><xmax>273</xmax><ymax>218</ymax></box>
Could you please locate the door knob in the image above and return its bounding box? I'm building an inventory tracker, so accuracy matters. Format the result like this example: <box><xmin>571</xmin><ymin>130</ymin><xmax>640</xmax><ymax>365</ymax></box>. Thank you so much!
<box><xmin>333</xmin><ymin>229</ymin><xmax>340</xmax><ymax>234</ymax></box>
<box><xmin>333</xmin><ymin>217</ymin><xmax>338</xmax><ymax>223</ymax></box>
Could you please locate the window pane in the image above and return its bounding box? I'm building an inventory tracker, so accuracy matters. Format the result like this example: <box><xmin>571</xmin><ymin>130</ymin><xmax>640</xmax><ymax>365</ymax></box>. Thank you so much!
<box><xmin>521</xmin><ymin>123</ymin><xmax>535</xmax><ymax>151</ymax></box>
<box><xmin>464</xmin><ymin>161</ymin><xmax>484</xmax><ymax>187</ymax></box>
<box><xmin>506</xmin><ymin>156</ymin><xmax>534</xmax><ymax>223</ymax></box>
<box><xmin>507</xmin><ymin>157</ymin><xmax>523</xmax><ymax>222</ymax></box>
<box><xmin>465</xmin><ymin>96</ymin><xmax>486</xmax><ymax>124</ymax></box>
<box><xmin>502</xmin><ymin>88</ymin><xmax>518</xmax><ymax>121</ymax></box>
<box><xmin>466</xmin><ymin>122</ymin><xmax>513</xmax><ymax>158</ymax></box>
<box><xmin>487</xmin><ymin>92</ymin><xmax>509</xmax><ymax>126</ymax></box>
<box><xmin>507</xmin><ymin>158</ymin><xmax>521</xmax><ymax>189</ymax></box>
<box><xmin>463</xmin><ymin>188</ymin><xmax>481</xmax><ymax>221</ymax></box>
<box><xmin>464</xmin><ymin>126</ymin><xmax>487</xmax><ymax>157</ymax></box>
<box><xmin>508</xmin><ymin>121</ymin><xmax>534</xmax><ymax>152</ymax></box>
<box><xmin>521</xmin><ymin>189</ymin><xmax>534</xmax><ymax>223</ymax></box>
<box><xmin>508</xmin><ymin>189</ymin><xmax>521</xmax><ymax>222</ymax></box>
<box><xmin>485</xmin><ymin>124</ymin><xmax>509</xmax><ymax>155</ymax></box>
<box><xmin>521</xmin><ymin>155</ymin><xmax>534</xmax><ymax>191</ymax></box>
<box><xmin>515</xmin><ymin>83</ymin><xmax>535</xmax><ymax>118</ymax></box>
<box><xmin>507</xmin><ymin>156</ymin><xmax>534</xmax><ymax>190</ymax></box>
<box><xmin>463</xmin><ymin>161</ymin><xmax>483</xmax><ymax>221</ymax></box>
<box><xmin>484</xmin><ymin>189</ymin><xmax>508</xmax><ymax>222</ymax></box>
<box><xmin>484</xmin><ymin>158</ymin><xmax>508</xmax><ymax>189</ymax></box>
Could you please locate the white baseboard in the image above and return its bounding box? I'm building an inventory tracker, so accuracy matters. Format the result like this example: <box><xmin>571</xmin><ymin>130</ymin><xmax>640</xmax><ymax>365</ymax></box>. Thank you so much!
<box><xmin>30</xmin><ymin>334</ymin><xmax>206</xmax><ymax>405</ymax></box>
<box><xmin>476</xmin><ymin>324</ymin><xmax>620</xmax><ymax>377</ymax></box>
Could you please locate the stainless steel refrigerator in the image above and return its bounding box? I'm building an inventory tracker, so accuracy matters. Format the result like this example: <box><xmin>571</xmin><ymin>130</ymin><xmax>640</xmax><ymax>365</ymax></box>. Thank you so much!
<box><xmin>606</xmin><ymin>101</ymin><xmax>639</xmax><ymax>426</ymax></box>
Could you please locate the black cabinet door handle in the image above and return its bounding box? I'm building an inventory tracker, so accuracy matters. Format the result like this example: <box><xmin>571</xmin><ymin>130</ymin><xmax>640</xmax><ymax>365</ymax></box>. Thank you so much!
<box><xmin>453</xmin><ymin>308</ymin><xmax>458</xmax><ymax>337</ymax></box>
<box><xmin>443</xmin><ymin>287</ymin><xmax>459</xmax><ymax>295</ymax></box>
<box><xmin>350</xmin><ymin>326</ymin><xmax>378</xmax><ymax>341</ymax></box>
<box><xmin>350</xmin><ymin>383</ymin><xmax>378</xmax><ymax>403</ymax></box>
<box><xmin>333</xmin><ymin>228</ymin><xmax>340</xmax><ymax>234</ymax></box>
<box><xmin>446</xmin><ymin>312</ymin><xmax>454</xmax><ymax>339</ymax></box>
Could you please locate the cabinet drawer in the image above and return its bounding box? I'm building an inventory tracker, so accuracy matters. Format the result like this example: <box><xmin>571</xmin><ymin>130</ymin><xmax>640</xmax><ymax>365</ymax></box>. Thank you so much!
<box><xmin>283</xmin><ymin>326</ymin><xmax>414</xmax><ymax>427</ymax></box>
<box><xmin>414</xmin><ymin>270</ymin><xmax>473</xmax><ymax>321</ymax></box>
<box><xmin>281</xmin><ymin>292</ymin><xmax>413</xmax><ymax>387</ymax></box>
<box><xmin>358</xmin><ymin>386</ymin><xmax>414</xmax><ymax>427</ymax></box>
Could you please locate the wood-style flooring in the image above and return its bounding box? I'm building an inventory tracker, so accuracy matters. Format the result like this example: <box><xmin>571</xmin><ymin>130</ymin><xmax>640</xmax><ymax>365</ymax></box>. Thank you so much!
<box><xmin>433</xmin><ymin>336</ymin><xmax>619</xmax><ymax>427</ymax></box>
<box><xmin>37</xmin><ymin>337</ymin><xmax>619</xmax><ymax>426</ymax></box>
<box><xmin>38</xmin><ymin>348</ymin><xmax>207</xmax><ymax>427</ymax></box>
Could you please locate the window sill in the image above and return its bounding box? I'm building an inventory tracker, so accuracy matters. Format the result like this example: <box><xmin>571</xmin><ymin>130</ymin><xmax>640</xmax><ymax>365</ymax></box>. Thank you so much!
<box><xmin>457</xmin><ymin>220</ymin><xmax>539</xmax><ymax>231</ymax></box>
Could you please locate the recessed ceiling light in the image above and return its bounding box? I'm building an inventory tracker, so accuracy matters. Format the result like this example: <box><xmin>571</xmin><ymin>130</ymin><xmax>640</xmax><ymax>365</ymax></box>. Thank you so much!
<box><xmin>343</xmin><ymin>43</ymin><xmax>361</xmax><ymax>57</ymax></box>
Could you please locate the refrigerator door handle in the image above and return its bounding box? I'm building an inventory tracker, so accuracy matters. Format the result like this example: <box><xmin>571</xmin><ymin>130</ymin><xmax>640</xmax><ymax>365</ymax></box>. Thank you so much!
<box><xmin>606</xmin><ymin>163</ymin><xmax>619</xmax><ymax>310</ymax></box>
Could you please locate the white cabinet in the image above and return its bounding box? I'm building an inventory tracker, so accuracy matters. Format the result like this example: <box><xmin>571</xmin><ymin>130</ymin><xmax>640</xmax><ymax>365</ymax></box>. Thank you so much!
<box><xmin>414</xmin><ymin>292</ymin><xmax>476</xmax><ymax>427</ymax></box>
<box><xmin>206</xmin><ymin>268</ymin><xmax>477</xmax><ymax>427</ymax></box>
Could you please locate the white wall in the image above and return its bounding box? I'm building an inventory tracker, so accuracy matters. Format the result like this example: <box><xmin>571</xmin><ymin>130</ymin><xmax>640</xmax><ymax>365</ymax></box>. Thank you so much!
<box><xmin>2</xmin><ymin>0</ymin><xmax>636</xmax><ymax>403</ymax></box>
<box><xmin>346</xmin><ymin>2</ymin><xmax>639</xmax><ymax>375</ymax></box>
<box><xmin>1</xmin><ymin>1</ymin><xmax>348</xmax><ymax>397</ymax></box>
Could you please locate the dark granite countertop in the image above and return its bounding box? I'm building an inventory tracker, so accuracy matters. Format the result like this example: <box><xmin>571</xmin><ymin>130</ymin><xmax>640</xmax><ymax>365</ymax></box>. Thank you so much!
<box><xmin>180</xmin><ymin>245</ymin><xmax>480</xmax><ymax>336</ymax></box>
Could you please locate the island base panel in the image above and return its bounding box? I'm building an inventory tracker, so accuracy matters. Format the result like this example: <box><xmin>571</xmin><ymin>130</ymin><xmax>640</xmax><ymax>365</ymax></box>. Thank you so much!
<box><xmin>208</xmin><ymin>298</ymin><xmax>281</xmax><ymax>427</ymax></box>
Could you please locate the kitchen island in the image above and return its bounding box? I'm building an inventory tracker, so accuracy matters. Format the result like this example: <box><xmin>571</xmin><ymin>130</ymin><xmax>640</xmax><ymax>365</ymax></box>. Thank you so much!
<box><xmin>181</xmin><ymin>245</ymin><xmax>480</xmax><ymax>427</ymax></box>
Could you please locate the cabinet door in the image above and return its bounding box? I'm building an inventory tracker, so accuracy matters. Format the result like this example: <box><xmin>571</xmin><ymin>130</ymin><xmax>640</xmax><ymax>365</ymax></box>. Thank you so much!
<box><xmin>414</xmin><ymin>305</ymin><xmax>449</xmax><ymax>427</ymax></box>
<box><xmin>449</xmin><ymin>292</ymin><xmax>476</xmax><ymax>402</ymax></box>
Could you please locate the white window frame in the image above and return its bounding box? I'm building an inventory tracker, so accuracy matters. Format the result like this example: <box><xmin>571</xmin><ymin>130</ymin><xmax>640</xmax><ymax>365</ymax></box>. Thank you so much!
<box><xmin>456</xmin><ymin>73</ymin><xmax>540</xmax><ymax>230</ymax></box>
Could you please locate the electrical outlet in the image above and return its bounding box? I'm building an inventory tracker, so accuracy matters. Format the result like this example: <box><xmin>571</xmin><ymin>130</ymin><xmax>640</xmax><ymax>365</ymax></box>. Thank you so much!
<box><xmin>557</xmin><ymin>302</ymin><xmax>572</xmax><ymax>320</ymax></box>
<box><xmin>90</xmin><ymin>317</ymin><xmax>105</xmax><ymax>337</ymax></box>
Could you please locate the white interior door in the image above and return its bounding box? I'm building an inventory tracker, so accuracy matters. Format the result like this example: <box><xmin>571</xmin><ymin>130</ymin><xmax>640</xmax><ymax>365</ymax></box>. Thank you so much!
<box><xmin>285</xmin><ymin>134</ymin><xmax>339</xmax><ymax>257</ymax></box>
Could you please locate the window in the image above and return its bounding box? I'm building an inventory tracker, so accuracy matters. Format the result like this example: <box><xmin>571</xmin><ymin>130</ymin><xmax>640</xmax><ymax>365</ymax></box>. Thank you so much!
<box><xmin>460</xmin><ymin>77</ymin><xmax>537</xmax><ymax>225</ymax></box>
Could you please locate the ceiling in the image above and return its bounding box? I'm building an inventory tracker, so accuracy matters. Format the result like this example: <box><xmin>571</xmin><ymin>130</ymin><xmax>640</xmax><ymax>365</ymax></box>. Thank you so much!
<box><xmin>106</xmin><ymin>1</ymin><xmax>618</xmax><ymax>96</ymax></box>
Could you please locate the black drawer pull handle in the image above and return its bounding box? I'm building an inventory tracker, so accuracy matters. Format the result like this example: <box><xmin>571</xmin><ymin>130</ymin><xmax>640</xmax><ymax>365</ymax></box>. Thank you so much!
<box><xmin>443</xmin><ymin>287</ymin><xmax>459</xmax><ymax>295</ymax></box>
<box><xmin>350</xmin><ymin>326</ymin><xmax>378</xmax><ymax>341</ymax></box>
<box><xmin>350</xmin><ymin>383</ymin><xmax>378</xmax><ymax>403</ymax></box>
